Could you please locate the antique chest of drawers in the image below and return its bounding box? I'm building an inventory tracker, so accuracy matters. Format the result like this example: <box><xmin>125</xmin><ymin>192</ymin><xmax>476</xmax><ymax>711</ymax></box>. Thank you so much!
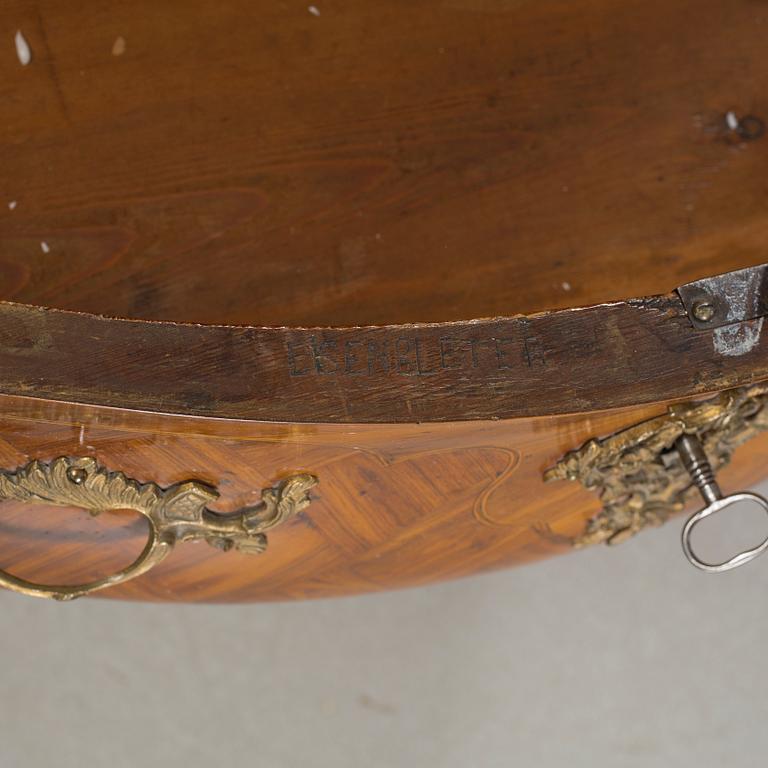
<box><xmin>1</xmin><ymin>0</ymin><xmax>767</xmax><ymax>600</ymax></box>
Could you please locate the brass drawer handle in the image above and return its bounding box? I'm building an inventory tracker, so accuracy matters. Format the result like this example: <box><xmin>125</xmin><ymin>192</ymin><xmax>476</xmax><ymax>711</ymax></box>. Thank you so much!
<box><xmin>544</xmin><ymin>385</ymin><xmax>768</xmax><ymax>572</ymax></box>
<box><xmin>0</xmin><ymin>457</ymin><xmax>317</xmax><ymax>601</ymax></box>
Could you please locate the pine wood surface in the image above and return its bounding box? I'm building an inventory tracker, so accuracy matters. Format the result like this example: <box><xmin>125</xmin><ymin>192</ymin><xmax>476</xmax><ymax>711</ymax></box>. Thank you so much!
<box><xmin>0</xmin><ymin>0</ymin><xmax>767</xmax><ymax>328</ymax></box>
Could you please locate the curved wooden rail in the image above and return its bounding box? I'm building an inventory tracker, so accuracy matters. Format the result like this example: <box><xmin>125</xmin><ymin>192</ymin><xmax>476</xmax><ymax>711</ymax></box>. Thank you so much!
<box><xmin>0</xmin><ymin>293</ymin><xmax>763</xmax><ymax>423</ymax></box>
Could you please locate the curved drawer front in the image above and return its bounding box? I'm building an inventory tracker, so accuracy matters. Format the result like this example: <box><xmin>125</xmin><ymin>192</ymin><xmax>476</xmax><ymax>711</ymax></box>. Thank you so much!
<box><xmin>0</xmin><ymin>393</ymin><xmax>766</xmax><ymax>602</ymax></box>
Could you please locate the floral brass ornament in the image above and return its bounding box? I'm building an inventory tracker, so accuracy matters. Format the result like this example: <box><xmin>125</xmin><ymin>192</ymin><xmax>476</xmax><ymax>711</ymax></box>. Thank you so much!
<box><xmin>544</xmin><ymin>384</ymin><xmax>768</xmax><ymax>547</ymax></box>
<box><xmin>0</xmin><ymin>456</ymin><xmax>317</xmax><ymax>601</ymax></box>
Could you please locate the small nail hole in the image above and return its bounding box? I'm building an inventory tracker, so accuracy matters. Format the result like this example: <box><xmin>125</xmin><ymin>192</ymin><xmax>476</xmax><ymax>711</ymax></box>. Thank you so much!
<box><xmin>737</xmin><ymin>115</ymin><xmax>765</xmax><ymax>141</ymax></box>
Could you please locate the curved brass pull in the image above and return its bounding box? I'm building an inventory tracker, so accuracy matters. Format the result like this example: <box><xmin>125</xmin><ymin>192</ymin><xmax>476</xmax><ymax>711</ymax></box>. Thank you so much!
<box><xmin>0</xmin><ymin>457</ymin><xmax>317</xmax><ymax>601</ymax></box>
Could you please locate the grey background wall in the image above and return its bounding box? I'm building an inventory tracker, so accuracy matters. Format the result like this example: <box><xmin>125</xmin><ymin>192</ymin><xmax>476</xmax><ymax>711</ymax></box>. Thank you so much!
<box><xmin>1</xmin><ymin>485</ymin><xmax>767</xmax><ymax>768</ymax></box>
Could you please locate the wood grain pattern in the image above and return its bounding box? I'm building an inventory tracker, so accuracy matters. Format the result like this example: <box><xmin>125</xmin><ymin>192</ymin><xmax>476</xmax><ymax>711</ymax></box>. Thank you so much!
<box><xmin>0</xmin><ymin>0</ymin><xmax>767</xmax><ymax>327</ymax></box>
<box><xmin>0</xmin><ymin>296</ymin><xmax>764</xmax><ymax>423</ymax></box>
<box><xmin>0</xmin><ymin>1</ymin><xmax>766</xmax><ymax>599</ymax></box>
<box><xmin>0</xmin><ymin>393</ymin><xmax>761</xmax><ymax>602</ymax></box>
<box><xmin>0</xmin><ymin>0</ymin><xmax>764</xmax><ymax>424</ymax></box>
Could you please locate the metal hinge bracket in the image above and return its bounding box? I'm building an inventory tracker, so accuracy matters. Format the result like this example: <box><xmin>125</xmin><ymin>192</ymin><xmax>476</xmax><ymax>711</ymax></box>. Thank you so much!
<box><xmin>677</xmin><ymin>263</ymin><xmax>768</xmax><ymax>330</ymax></box>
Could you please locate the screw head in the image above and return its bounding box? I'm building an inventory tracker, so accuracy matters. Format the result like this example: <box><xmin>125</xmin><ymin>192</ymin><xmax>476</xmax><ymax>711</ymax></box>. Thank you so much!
<box><xmin>66</xmin><ymin>466</ymin><xmax>87</xmax><ymax>485</ymax></box>
<box><xmin>692</xmin><ymin>299</ymin><xmax>716</xmax><ymax>323</ymax></box>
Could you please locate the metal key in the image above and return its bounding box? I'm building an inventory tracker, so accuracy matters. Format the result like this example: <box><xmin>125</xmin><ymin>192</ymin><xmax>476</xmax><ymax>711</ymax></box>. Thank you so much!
<box><xmin>677</xmin><ymin>434</ymin><xmax>768</xmax><ymax>572</ymax></box>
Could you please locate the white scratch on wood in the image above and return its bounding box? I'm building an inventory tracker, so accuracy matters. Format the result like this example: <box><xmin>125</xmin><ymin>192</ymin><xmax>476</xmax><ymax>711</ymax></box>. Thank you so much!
<box><xmin>308</xmin><ymin>5</ymin><xmax>321</xmax><ymax>15</ymax></box>
<box><xmin>79</xmin><ymin>425</ymin><xmax>85</xmax><ymax>446</ymax></box>
<box><xmin>14</xmin><ymin>30</ymin><xmax>31</xmax><ymax>66</ymax></box>
<box><xmin>697</xmin><ymin>269</ymin><xmax>767</xmax><ymax>357</ymax></box>
<box><xmin>40</xmin><ymin>241</ymin><xmax>50</xmax><ymax>253</ymax></box>
<box><xmin>7</xmin><ymin>201</ymin><xmax>17</xmax><ymax>211</ymax></box>
<box><xmin>713</xmin><ymin>317</ymin><xmax>764</xmax><ymax>357</ymax></box>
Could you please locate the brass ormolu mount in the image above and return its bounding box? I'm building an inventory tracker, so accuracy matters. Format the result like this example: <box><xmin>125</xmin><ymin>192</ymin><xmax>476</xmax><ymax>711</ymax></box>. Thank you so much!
<box><xmin>0</xmin><ymin>456</ymin><xmax>317</xmax><ymax>600</ymax></box>
<box><xmin>545</xmin><ymin>384</ymin><xmax>768</xmax><ymax>553</ymax></box>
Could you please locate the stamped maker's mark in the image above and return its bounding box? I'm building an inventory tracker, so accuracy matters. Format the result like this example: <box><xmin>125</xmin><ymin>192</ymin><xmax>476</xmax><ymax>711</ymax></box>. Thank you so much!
<box><xmin>286</xmin><ymin>335</ymin><xmax>548</xmax><ymax>378</ymax></box>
